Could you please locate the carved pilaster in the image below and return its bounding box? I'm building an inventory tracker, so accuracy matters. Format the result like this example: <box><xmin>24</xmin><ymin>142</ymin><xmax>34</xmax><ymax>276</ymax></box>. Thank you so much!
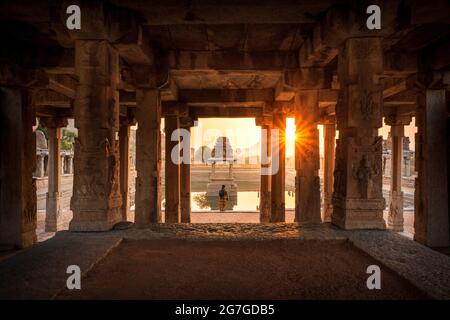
<box><xmin>331</xmin><ymin>37</ymin><xmax>386</xmax><ymax>230</ymax></box>
<box><xmin>69</xmin><ymin>40</ymin><xmax>122</xmax><ymax>231</ymax></box>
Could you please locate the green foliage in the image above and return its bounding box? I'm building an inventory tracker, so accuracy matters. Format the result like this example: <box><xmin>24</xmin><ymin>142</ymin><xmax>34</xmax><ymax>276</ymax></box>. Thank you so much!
<box><xmin>36</xmin><ymin>124</ymin><xmax>48</xmax><ymax>139</ymax></box>
<box><xmin>193</xmin><ymin>193</ymin><xmax>210</xmax><ymax>209</ymax></box>
<box><xmin>61</xmin><ymin>129</ymin><xmax>77</xmax><ymax>151</ymax></box>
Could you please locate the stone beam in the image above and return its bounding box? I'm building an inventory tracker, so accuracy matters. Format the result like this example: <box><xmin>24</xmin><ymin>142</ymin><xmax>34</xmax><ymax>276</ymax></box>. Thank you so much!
<box><xmin>383</xmin><ymin>80</ymin><xmax>407</xmax><ymax>99</ymax></box>
<box><xmin>169</xmin><ymin>51</ymin><xmax>298</xmax><ymax>71</ymax></box>
<box><xmin>299</xmin><ymin>23</ymin><xmax>338</xmax><ymax>67</ymax></box>
<box><xmin>114</xmin><ymin>26</ymin><xmax>154</xmax><ymax>65</ymax></box>
<box><xmin>178</xmin><ymin>89</ymin><xmax>274</xmax><ymax>103</ymax></box>
<box><xmin>119</xmin><ymin>2</ymin><xmax>334</xmax><ymax>25</ymax></box>
<box><xmin>187</xmin><ymin>106</ymin><xmax>263</xmax><ymax>118</ymax></box>
<box><xmin>284</xmin><ymin>68</ymin><xmax>332</xmax><ymax>90</ymax></box>
<box><xmin>384</xmin><ymin>51</ymin><xmax>418</xmax><ymax>76</ymax></box>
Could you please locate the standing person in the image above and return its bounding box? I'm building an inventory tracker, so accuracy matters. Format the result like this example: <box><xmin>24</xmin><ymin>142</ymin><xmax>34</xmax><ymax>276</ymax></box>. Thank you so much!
<box><xmin>218</xmin><ymin>185</ymin><xmax>228</xmax><ymax>212</ymax></box>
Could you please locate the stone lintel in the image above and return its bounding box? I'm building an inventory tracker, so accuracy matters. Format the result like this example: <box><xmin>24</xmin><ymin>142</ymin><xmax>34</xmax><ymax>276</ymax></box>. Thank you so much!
<box><xmin>178</xmin><ymin>89</ymin><xmax>274</xmax><ymax>104</ymax></box>
<box><xmin>40</xmin><ymin>116</ymin><xmax>68</xmax><ymax>129</ymax></box>
<box><xmin>284</xmin><ymin>68</ymin><xmax>332</xmax><ymax>90</ymax></box>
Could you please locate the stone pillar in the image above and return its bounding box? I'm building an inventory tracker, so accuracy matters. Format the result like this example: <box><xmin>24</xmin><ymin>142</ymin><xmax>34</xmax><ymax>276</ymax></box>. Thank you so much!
<box><xmin>385</xmin><ymin>115</ymin><xmax>412</xmax><ymax>232</ymax></box>
<box><xmin>60</xmin><ymin>154</ymin><xmax>65</xmax><ymax>175</ymax></box>
<box><xmin>68</xmin><ymin>154</ymin><xmax>73</xmax><ymax>174</ymax></box>
<box><xmin>323</xmin><ymin>119</ymin><xmax>336</xmax><ymax>222</ymax></box>
<box><xmin>294</xmin><ymin>91</ymin><xmax>321</xmax><ymax>224</ymax></box>
<box><xmin>270</xmin><ymin>112</ymin><xmax>286</xmax><ymax>222</ymax></box>
<box><xmin>41</xmin><ymin>117</ymin><xmax>68</xmax><ymax>232</ymax></box>
<box><xmin>331</xmin><ymin>37</ymin><xmax>385</xmax><ymax>230</ymax></box>
<box><xmin>256</xmin><ymin>116</ymin><xmax>272</xmax><ymax>222</ymax></box>
<box><xmin>119</xmin><ymin>118</ymin><xmax>131</xmax><ymax>221</ymax></box>
<box><xmin>0</xmin><ymin>88</ymin><xmax>37</xmax><ymax>248</ymax></box>
<box><xmin>69</xmin><ymin>40</ymin><xmax>122</xmax><ymax>231</ymax></box>
<box><xmin>180</xmin><ymin>117</ymin><xmax>192</xmax><ymax>223</ymax></box>
<box><xmin>415</xmin><ymin>89</ymin><xmax>449</xmax><ymax>246</ymax></box>
<box><xmin>135</xmin><ymin>89</ymin><xmax>162</xmax><ymax>225</ymax></box>
<box><xmin>165</xmin><ymin>114</ymin><xmax>181</xmax><ymax>223</ymax></box>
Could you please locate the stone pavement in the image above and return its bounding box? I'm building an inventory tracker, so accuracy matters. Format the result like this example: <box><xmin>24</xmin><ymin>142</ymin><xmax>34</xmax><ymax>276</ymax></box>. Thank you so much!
<box><xmin>1</xmin><ymin>223</ymin><xmax>449</xmax><ymax>299</ymax></box>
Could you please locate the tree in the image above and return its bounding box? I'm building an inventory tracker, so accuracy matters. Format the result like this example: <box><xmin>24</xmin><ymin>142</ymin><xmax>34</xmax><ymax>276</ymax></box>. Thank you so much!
<box><xmin>61</xmin><ymin>129</ymin><xmax>77</xmax><ymax>151</ymax></box>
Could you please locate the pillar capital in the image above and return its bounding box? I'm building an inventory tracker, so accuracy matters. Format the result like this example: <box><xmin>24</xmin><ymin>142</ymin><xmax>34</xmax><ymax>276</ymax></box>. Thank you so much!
<box><xmin>163</xmin><ymin>101</ymin><xmax>189</xmax><ymax>117</ymax></box>
<box><xmin>255</xmin><ymin>115</ymin><xmax>273</xmax><ymax>127</ymax></box>
<box><xmin>384</xmin><ymin>114</ymin><xmax>412</xmax><ymax>127</ymax></box>
<box><xmin>120</xmin><ymin>114</ymin><xmax>137</xmax><ymax>127</ymax></box>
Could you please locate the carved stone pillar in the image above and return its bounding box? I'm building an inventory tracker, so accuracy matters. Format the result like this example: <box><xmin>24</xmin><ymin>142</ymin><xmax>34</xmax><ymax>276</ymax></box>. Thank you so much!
<box><xmin>119</xmin><ymin>117</ymin><xmax>133</xmax><ymax>221</ymax></box>
<box><xmin>415</xmin><ymin>89</ymin><xmax>449</xmax><ymax>246</ymax></box>
<box><xmin>180</xmin><ymin>117</ymin><xmax>192</xmax><ymax>223</ymax></box>
<box><xmin>295</xmin><ymin>90</ymin><xmax>321</xmax><ymax>224</ymax></box>
<box><xmin>256</xmin><ymin>116</ymin><xmax>272</xmax><ymax>222</ymax></box>
<box><xmin>323</xmin><ymin>118</ymin><xmax>336</xmax><ymax>222</ymax></box>
<box><xmin>385</xmin><ymin>115</ymin><xmax>412</xmax><ymax>232</ymax></box>
<box><xmin>0</xmin><ymin>88</ymin><xmax>37</xmax><ymax>248</ymax></box>
<box><xmin>135</xmin><ymin>89</ymin><xmax>162</xmax><ymax>225</ymax></box>
<box><xmin>165</xmin><ymin>114</ymin><xmax>181</xmax><ymax>223</ymax></box>
<box><xmin>331</xmin><ymin>37</ymin><xmax>386</xmax><ymax>230</ymax></box>
<box><xmin>69</xmin><ymin>40</ymin><xmax>122</xmax><ymax>231</ymax></box>
<box><xmin>270</xmin><ymin>112</ymin><xmax>286</xmax><ymax>222</ymax></box>
<box><xmin>41</xmin><ymin>117</ymin><xmax>68</xmax><ymax>232</ymax></box>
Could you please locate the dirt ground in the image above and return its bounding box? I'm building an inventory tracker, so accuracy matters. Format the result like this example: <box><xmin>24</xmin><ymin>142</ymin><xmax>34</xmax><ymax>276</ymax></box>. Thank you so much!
<box><xmin>57</xmin><ymin>239</ymin><xmax>428</xmax><ymax>300</ymax></box>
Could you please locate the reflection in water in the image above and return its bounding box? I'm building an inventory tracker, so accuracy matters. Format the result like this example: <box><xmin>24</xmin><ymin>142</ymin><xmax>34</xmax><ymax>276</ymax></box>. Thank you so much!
<box><xmin>192</xmin><ymin>191</ymin><xmax>295</xmax><ymax>211</ymax></box>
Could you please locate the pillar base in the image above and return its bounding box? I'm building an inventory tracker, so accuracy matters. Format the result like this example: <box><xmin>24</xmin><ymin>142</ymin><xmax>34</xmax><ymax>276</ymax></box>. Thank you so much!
<box><xmin>69</xmin><ymin>208</ymin><xmax>122</xmax><ymax>231</ymax></box>
<box><xmin>270</xmin><ymin>203</ymin><xmax>285</xmax><ymax>222</ymax></box>
<box><xmin>19</xmin><ymin>227</ymin><xmax>37</xmax><ymax>249</ymax></box>
<box><xmin>331</xmin><ymin>197</ymin><xmax>386</xmax><ymax>230</ymax></box>
<box><xmin>323</xmin><ymin>203</ymin><xmax>333</xmax><ymax>223</ymax></box>
<box><xmin>69</xmin><ymin>196</ymin><xmax>122</xmax><ymax>231</ymax></box>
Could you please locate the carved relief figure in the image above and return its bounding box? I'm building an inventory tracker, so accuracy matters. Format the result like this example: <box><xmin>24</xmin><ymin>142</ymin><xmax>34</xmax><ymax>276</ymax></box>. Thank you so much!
<box><xmin>354</xmin><ymin>155</ymin><xmax>376</xmax><ymax>199</ymax></box>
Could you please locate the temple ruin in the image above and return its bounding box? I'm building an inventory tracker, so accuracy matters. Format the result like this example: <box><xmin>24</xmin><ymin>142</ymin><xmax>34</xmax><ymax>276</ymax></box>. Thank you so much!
<box><xmin>0</xmin><ymin>0</ymin><xmax>449</xmax><ymax>252</ymax></box>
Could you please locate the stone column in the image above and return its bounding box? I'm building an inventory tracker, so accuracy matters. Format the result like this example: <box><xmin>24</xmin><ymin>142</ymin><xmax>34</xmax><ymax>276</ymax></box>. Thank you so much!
<box><xmin>68</xmin><ymin>154</ymin><xmax>73</xmax><ymax>174</ymax></box>
<box><xmin>295</xmin><ymin>90</ymin><xmax>321</xmax><ymax>224</ymax></box>
<box><xmin>256</xmin><ymin>116</ymin><xmax>272</xmax><ymax>222</ymax></box>
<box><xmin>42</xmin><ymin>117</ymin><xmax>68</xmax><ymax>232</ymax></box>
<box><xmin>135</xmin><ymin>89</ymin><xmax>162</xmax><ymax>225</ymax></box>
<box><xmin>415</xmin><ymin>89</ymin><xmax>449</xmax><ymax>246</ymax></box>
<box><xmin>119</xmin><ymin>118</ymin><xmax>131</xmax><ymax>221</ymax></box>
<box><xmin>331</xmin><ymin>37</ymin><xmax>385</xmax><ymax>230</ymax></box>
<box><xmin>323</xmin><ymin>119</ymin><xmax>336</xmax><ymax>222</ymax></box>
<box><xmin>165</xmin><ymin>114</ymin><xmax>181</xmax><ymax>223</ymax></box>
<box><xmin>385</xmin><ymin>115</ymin><xmax>412</xmax><ymax>232</ymax></box>
<box><xmin>0</xmin><ymin>88</ymin><xmax>37</xmax><ymax>248</ymax></box>
<box><xmin>69</xmin><ymin>40</ymin><xmax>122</xmax><ymax>231</ymax></box>
<box><xmin>270</xmin><ymin>112</ymin><xmax>286</xmax><ymax>222</ymax></box>
<box><xmin>180</xmin><ymin>117</ymin><xmax>192</xmax><ymax>223</ymax></box>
